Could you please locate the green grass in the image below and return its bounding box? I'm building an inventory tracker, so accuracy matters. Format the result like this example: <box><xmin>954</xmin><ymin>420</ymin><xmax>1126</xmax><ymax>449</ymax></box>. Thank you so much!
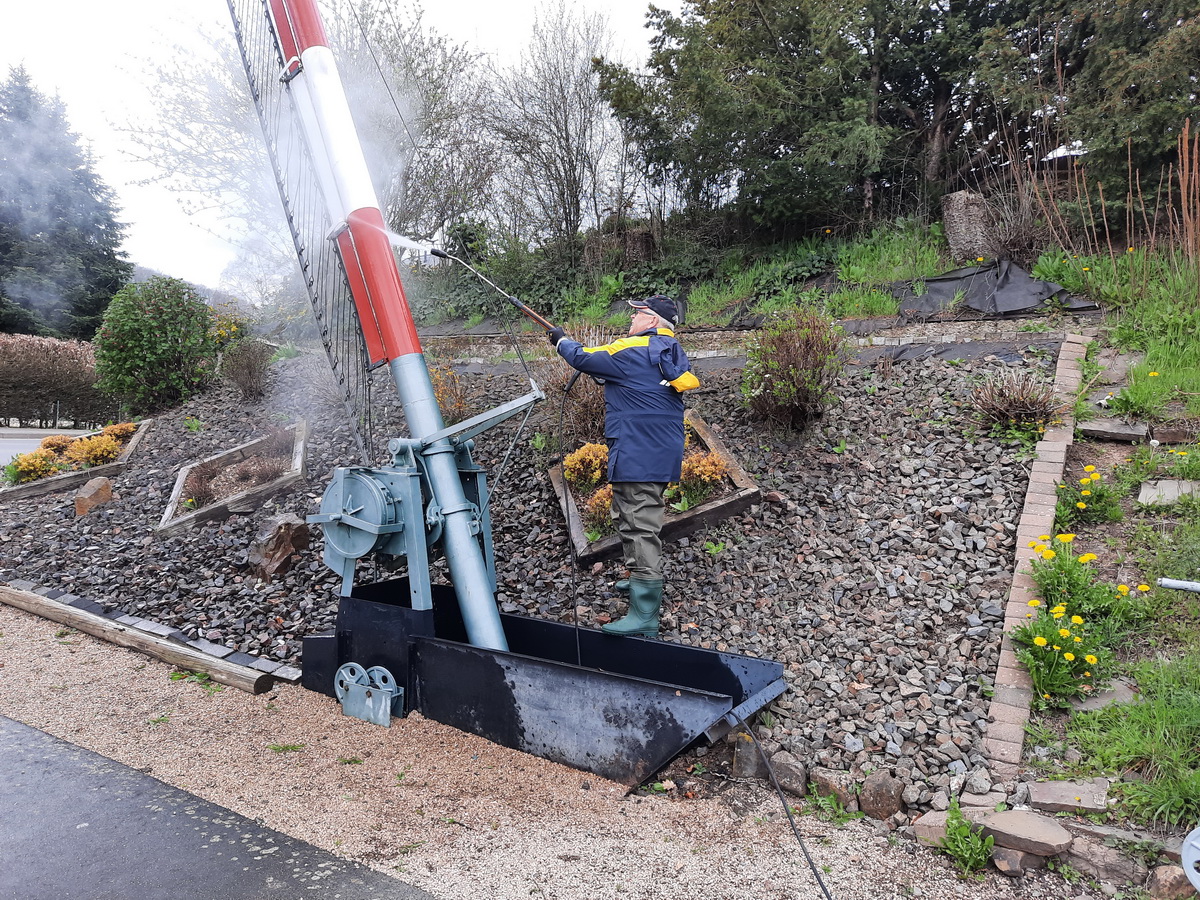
<box><xmin>1067</xmin><ymin>652</ymin><xmax>1200</xmax><ymax>826</ymax></box>
<box><xmin>835</xmin><ymin>221</ymin><xmax>947</xmax><ymax>285</ymax></box>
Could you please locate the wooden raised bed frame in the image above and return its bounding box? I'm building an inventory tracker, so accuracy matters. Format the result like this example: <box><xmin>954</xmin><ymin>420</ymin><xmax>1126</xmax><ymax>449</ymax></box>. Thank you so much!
<box><xmin>0</xmin><ymin>419</ymin><xmax>154</xmax><ymax>501</ymax></box>
<box><xmin>548</xmin><ymin>410</ymin><xmax>760</xmax><ymax>566</ymax></box>
<box><xmin>157</xmin><ymin>421</ymin><xmax>307</xmax><ymax>535</ymax></box>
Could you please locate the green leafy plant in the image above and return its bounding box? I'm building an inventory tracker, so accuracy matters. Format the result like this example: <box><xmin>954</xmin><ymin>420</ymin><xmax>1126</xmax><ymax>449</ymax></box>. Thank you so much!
<box><xmin>338</xmin><ymin>756</ymin><xmax>363</xmax><ymax>765</ymax></box>
<box><xmin>1054</xmin><ymin>464</ymin><xmax>1124</xmax><ymax>532</ymax></box>
<box><xmin>1011</xmin><ymin>596</ymin><xmax>1109</xmax><ymax>708</ymax></box>
<box><xmin>148</xmin><ymin>714</ymin><xmax>171</xmax><ymax>725</ymax></box>
<box><xmin>804</xmin><ymin>786</ymin><xmax>863</xmax><ymax>826</ymax></box>
<box><xmin>938</xmin><ymin>798</ymin><xmax>994</xmax><ymax>878</ymax></box>
<box><xmin>268</xmin><ymin>743</ymin><xmax>305</xmax><ymax>753</ymax></box>
<box><xmin>169</xmin><ymin>669</ymin><xmax>224</xmax><ymax>696</ymax></box>
<box><xmin>94</xmin><ymin>277</ymin><xmax>219</xmax><ymax>413</ymax></box>
<box><xmin>703</xmin><ymin>540</ymin><xmax>725</xmax><ymax>556</ymax></box>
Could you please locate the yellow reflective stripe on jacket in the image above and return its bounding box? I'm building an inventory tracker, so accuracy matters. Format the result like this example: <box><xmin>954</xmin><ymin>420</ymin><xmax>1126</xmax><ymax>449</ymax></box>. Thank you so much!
<box><xmin>582</xmin><ymin>328</ymin><xmax>675</xmax><ymax>356</ymax></box>
<box><xmin>669</xmin><ymin>371</ymin><xmax>700</xmax><ymax>391</ymax></box>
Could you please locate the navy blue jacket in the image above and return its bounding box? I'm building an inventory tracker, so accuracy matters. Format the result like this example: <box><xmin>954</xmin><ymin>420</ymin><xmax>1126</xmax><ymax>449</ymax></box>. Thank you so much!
<box><xmin>556</xmin><ymin>328</ymin><xmax>700</xmax><ymax>482</ymax></box>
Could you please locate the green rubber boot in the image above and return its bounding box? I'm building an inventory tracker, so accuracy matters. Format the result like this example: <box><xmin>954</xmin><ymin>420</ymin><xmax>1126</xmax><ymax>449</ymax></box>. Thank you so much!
<box><xmin>614</xmin><ymin>579</ymin><xmax>631</xmax><ymax>595</ymax></box>
<box><xmin>602</xmin><ymin>577</ymin><xmax>663</xmax><ymax>637</ymax></box>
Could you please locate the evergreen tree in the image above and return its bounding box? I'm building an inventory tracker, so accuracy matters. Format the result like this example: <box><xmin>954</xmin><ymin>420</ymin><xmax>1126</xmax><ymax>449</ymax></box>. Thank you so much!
<box><xmin>0</xmin><ymin>66</ymin><xmax>132</xmax><ymax>338</ymax></box>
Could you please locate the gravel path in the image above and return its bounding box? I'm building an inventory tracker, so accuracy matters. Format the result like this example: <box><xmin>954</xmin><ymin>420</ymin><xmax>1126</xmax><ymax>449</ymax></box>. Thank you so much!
<box><xmin>0</xmin><ymin>329</ymin><xmax>1109</xmax><ymax>897</ymax></box>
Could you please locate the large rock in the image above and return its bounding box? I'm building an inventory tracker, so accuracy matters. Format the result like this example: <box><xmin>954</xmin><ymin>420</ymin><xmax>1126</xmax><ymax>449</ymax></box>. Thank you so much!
<box><xmin>991</xmin><ymin>847</ymin><xmax>1047</xmax><ymax>878</ymax></box>
<box><xmin>859</xmin><ymin>770</ymin><xmax>904</xmax><ymax>820</ymax></box>
<box><xmin>1146</xmin><ymin>865</ymin><xmax>1197</xmax><ymax>900</ymax></box>
<box><xmin>809</xmin><ymin>767</ymin><xmax>858</xmax><ymax>812</ymax></box>
<box><xmin>74</xmin><ymin>476</ymin><xmax>113</xmax><ymax>517</ymax></box>
<box><xmin>979</xmin><ymin>810</ymin><xmax>1073</xmax><ymax>856</ymax></box>
<box><xmin>247</xmin><ymin>513</ymin><xmax>311</xmax><ymax>581</ymax></box>
<box><xmin>1028</xmin><ymin>778</ymin><xmax>1109</xmax><ymax>815</ymax></box>
<box><xmin>1063</xmin><ymin>835</ymin><xmax>1150</xmax><ymax>886</ymax></box>
<box><xmin>768</xmin><ymin>750</ymin><xmax>807</xmax><ymax>797</ymax></box>
<box><xmin>732</xmin><ymin>732</ymin><xmax>769</xmax><ymax>779</ymax></box>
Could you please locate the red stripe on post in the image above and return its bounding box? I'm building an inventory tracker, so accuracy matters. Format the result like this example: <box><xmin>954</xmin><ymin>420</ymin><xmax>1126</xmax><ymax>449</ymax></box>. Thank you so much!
<box><xmin>335</xmin><ymin>230</ymin><xmax>387</xmax><ymax>365</ymax></box>
<box><xmin>342</xmin><ymin>208</ymin><xmax>423</xmax><ymax>360</ymax></box>
<box><xmin>269</xmin><ymin>0</ymin><xmax>329</xmax><ymax>56</ymax></box>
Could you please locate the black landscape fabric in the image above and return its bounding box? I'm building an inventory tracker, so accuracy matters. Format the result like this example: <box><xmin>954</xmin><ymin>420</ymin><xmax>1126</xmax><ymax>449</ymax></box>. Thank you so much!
<box><xmin>889</xmin><ymin>260</ymin><xmax>1098</xmax><ymax>318</ymax></box>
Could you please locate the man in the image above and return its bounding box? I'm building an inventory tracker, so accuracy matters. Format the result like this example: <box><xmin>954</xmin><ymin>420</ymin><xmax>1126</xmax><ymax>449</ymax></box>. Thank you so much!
<box><xmin>549</xmin><ymin>295</ymin><xmax>700</xmax><ymax>637</ymax></box>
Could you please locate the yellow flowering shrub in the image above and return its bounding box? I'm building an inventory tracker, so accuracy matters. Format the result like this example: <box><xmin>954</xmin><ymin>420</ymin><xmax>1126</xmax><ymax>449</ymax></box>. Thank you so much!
<box><xmin>38</xmin><ymin>434</ymin><xmax>75</xmax><ymax>453</ymax></box>
<box><xmin>563</xmin><ymin>442</ymin><xmax>609</xmax><ymax>495</ymax></box>
<box><xmin>582</xmin><ymin>484</ymin><xmax>615</xmax><ymax>538</ymax></box>
<box><xmin>7</xmin><ymin>449</ymin><xmax>62</xmax><ymax>483</ymax></box>
<box><xmin>63</xmin><ymin>434</ymin><xmax>122</xmax><ymax>467</ymax></box>
<box><xmin>101</xmin><ymin>422</ymin><xmax>137</xmax><ymax>441</ymax></box>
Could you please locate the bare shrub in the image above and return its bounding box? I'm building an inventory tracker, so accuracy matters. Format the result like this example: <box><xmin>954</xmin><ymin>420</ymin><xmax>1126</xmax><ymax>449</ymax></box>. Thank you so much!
<box><xmin>182</xmin><ymin>470</ymin><xmax>216</xmax><ymax>508</ymax></box>
<box><xmin>222</xmin><ymin>339</ymin><xmax>275</xmax><ymax>400</ymax></box>
<box><xmin>972</xmin><ymin>370</ymin><xmax>1058</xmax><ymax>427</ymax></box>
<box><xmin>430</xmin><ymin>364</ymin><xmax>473</xmax><ymax>425</ymax></box>
<box><xmin>529</xmin><ymin>323</ymin><xmax>612</xmax><ymax>447</ymax></box>
<box><xmin>740</xmin><ymin>311</ymin><xmax>847</xmax><ymax>429</ymax></box>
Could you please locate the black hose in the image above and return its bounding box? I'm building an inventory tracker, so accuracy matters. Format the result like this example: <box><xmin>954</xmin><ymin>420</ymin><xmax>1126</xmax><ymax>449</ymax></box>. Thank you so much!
<box><xmin>731</xmin><ymin>712</ymin><xmax>837</xmax><ymax>900</ymax></box>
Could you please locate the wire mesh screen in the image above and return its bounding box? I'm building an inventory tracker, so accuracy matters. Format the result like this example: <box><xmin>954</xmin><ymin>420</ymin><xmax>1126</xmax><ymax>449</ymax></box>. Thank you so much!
<box><xmin>227</xmin><ymin>0</ymin><xmax>379</xmax><ymax>464</ymax></box>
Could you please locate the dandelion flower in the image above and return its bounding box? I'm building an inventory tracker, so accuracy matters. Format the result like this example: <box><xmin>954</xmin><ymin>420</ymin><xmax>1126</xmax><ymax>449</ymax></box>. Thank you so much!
<box><xmin>1058</xmin><ymin>628</ymin><xmax>1071</xmax><ymax>638</ymax></box>
<box><xmin>1039</xmin><ymin>535</ymin><xmax>1051</xmax><ymax>541</ymax></box>
<box><xmin>1064</xmin><ymin>652</ymin><xmax>1075</xmax><ymax>661</ymax></box>
<box><xmin>1052</xmin><ymin>605</ymin><xmax>1067</xmax><ymax>614</ymax></box>
<box><xmin>1033</xmin><ymin>636</ymin><xmax>1048</xmax><ymax>646</ymax></box>
<box><xmin>1077</xmin><ymin>502</ymin><xmax>1088</xmax><ymax>510</ymax></box>
<box><xmin>1028</xmin><ymin>599</ymin><xmax>1042</xmax><ymax>607</ymax></box>
<box><xmin>1085</xmin><ymin>655</ymin><xmax>1098</xmax><ymax>665</ymax></box>
<box><xmin>1078</xmin><ymin>553</ymin><xmax>1097</xmax><ymax>563</ymax></box>
<box><xmin>1056</xmin><ymin>533</ymin><xmax>1076</xmax><ymax>543</ymax></box>
<box><xmin>1074</xmin><ymin>636</ymin><xmax>1083</xmax><ymax>643</ymax></box>
<box><xmin>1084</xmin><ymin>466</ymin><xmax>1096</xmax><ymax>473</ymax></box>
<box><xmin>1079</xmin><ymin>478</ymin><xmax>1092</xmax><ymax>486</ymax></box>
<box><xmin>1053</xmin><ymin>612</ymin><xmax>1065</xmax><ymax>620</ymax></box>
<box><xmin>1081</xmin><ymin>490</ymin><xmax>1092</xmax><ymax>496</ymax></box>
<box><xmin>1027</xmin><ymin>540</ymin><xmax>1039</xmax><ymax>548</ymax></box>
<box><xmin>1083</xmin><ymin>671</ymin><xmax>1091</xmax><ymax>677</ymax></box>
<box><xmin>1071</xmin><ymin>615</ymin><xmax>1084</xmax><ymax>624</ymax></box>
<box><xmin>1053</xmin><ymin>644</ymin><xmax>1062</xmax><ymax>650</ymax></box>
<box><xmin>1042</xmin><ymin>549</ymin><xmax>1057</xmax><ymax>560</ymax></box>
<box><xmin>1137</xmin><ymin>584</ymin><xmax>1150</xmax><ymax>592</ymax></box>
<box><xmin>1117</xmin><ymin>584</ymin><xmax>1130</xmax><ymax>595</ymax></box>
<box><xmin>1149</xmin><ymin>372</ymin><xmax>1160</xmax><ymax>377</ymax></box>
<box><xmin>1083</xmin><ymin>267</ymin><xmax>1091</xmax><ymax>271</ymax></box>
<box><xmin>977</xmin><ymin>257</ymin><xmax>984</xmax><ymax>262</ymax></box>
<box><xmin>1043</xmin><ymin>692</ymin><xmax>1052</xmax><ymax>698</ymax></box>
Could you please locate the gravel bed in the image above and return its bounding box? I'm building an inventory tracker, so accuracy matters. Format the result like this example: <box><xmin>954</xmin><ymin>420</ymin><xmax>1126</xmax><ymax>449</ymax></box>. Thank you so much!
<box><xmin>1</xmin><ymin>339</ymin><xmax>1055</xmax><ymax>828</ymax></box>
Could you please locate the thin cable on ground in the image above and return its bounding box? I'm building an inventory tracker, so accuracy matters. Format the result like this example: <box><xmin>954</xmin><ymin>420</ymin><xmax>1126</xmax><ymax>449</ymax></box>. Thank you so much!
<box><xmin>733</xmin><ymin>712</ymin><xmax>837</xmax><ymax>900</ymax></box>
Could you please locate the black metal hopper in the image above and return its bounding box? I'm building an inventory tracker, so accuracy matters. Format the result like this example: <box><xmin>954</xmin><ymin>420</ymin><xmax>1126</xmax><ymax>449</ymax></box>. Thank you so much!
<box><xmin>302</xmin><ymin>578</ymin><xmax>786</xmax><ymax>787</ymax></box>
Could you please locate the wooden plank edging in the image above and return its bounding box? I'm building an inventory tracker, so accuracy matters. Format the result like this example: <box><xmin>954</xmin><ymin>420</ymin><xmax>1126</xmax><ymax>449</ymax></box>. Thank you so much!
<box><xmin>0</xmin><ymin>419</ymin><xmax>154</xmax><ymax>501</ymax></box>
<box><xmin>0</xmin><ymin>584</ymin><xmax>273</xmax><ymax>694</ymax></box>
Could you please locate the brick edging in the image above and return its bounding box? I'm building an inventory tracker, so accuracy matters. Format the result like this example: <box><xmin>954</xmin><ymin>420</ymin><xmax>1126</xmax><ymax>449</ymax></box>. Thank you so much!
<box><xmin>982</xmin><ymin>333</ymin><xmax>1090</xmax><ymax>778</ymax></box>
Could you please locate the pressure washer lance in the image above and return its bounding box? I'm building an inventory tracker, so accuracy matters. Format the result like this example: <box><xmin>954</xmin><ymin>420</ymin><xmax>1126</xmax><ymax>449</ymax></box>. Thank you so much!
<box><xmin>430</xmin><ymin>247</ymin><xmax>557</xmax><ymax>331</ymax></box>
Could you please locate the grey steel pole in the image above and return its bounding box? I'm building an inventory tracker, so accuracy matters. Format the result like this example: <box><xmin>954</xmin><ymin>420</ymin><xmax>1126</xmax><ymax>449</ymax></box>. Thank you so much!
<box><xmin>390</xmin><ymin>355</ymin><xmax>508</xmax><ymax>651</ymax></box>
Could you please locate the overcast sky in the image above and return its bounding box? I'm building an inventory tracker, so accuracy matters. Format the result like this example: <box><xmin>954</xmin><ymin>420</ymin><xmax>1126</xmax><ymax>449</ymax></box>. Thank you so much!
<box><xmin>0</xmin><ymin>0</ymin><xmax>671</xmax><ymax>289</ymax></box>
